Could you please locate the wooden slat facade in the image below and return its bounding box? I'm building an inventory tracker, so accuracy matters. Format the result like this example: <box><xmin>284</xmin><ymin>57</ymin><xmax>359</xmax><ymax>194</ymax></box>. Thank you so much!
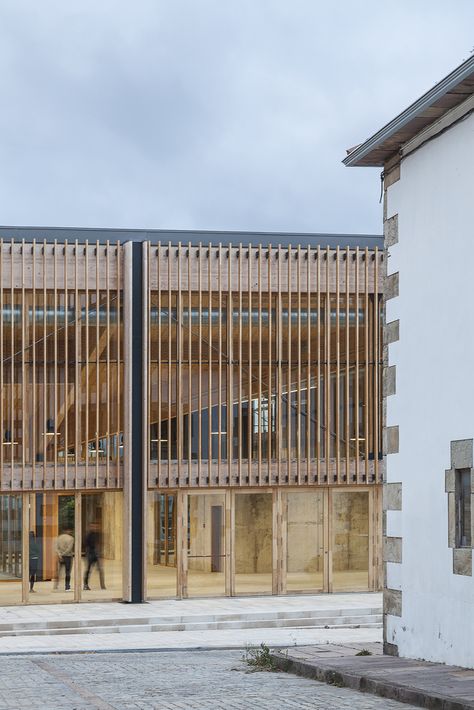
<box><xmin>0</xmin><ymin>240</ymin><xmax>123</xmax><ymax>492</ymax></box>
<box><xmin>147</xmin><ymin>243</ymin><xmax>384</xmax><ymax>490</ymax></box>
<box><xmin>0</xmin><ymin>239</ymin><xmax>383</xmax><ymax>494</ymax></box>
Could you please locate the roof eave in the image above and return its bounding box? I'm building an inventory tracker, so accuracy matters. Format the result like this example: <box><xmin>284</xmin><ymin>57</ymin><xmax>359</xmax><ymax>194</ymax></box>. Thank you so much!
<box><xmin>343</xmin><ymin>54</ymin><xmax>474</xmax><ymax>168</ymax></box>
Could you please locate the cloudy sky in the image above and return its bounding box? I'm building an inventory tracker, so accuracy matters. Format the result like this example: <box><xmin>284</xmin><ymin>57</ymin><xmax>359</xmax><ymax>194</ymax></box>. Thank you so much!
<box><xmin>0</xmin><ymin>1</ymin><xmax>473</xmax><ymax>235</ymax></box>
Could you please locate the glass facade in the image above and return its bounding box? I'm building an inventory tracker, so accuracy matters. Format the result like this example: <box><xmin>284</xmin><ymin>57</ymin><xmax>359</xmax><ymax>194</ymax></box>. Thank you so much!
<box><xmin>187</xmin><ymin>493</ymin><xmax>226</xmax><ymax>597</ymax></box>
<box><xmin>332</xmin><ymin>490</ymin><xmax>370</xmax><ymax>592</ymax></box>
<box><xmin>0</xmin><ymin>494</ymin><xmax>22</xmax><ymax>605</ymax></box>
<box><xmin>146</xmin><ymin>491</ymin><xmax>178</xmax><ymax>598</ymax></box>
<box><xmin>234</xmin><ymin>493</ymin><xmax>273</xmax><ymax>595</ymax></box>
<box><xmin>286</xmin><ymin>491</ymin><xmax>324</xmax><ymax>592</ymax></box>
<box><xmin>0</xmin><ymin>237</ymin><xmax>383</xmax><ymax>605</ymax></box>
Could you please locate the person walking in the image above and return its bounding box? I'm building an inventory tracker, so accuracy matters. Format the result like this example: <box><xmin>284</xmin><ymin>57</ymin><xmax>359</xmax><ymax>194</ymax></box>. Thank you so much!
<box><xmin>54</xmin><ymin>528</ymin><xmax>74</xmax><ymax>591</ymax></box>
<box><xmin>83</xmin><ymin>522</ymin><xmax>106</xmax><ymax>591</ymax></box>
<box><xmin>29</xmin><ymin>531</ymin><xmax>40</xmax><ymax>592</ymax></box>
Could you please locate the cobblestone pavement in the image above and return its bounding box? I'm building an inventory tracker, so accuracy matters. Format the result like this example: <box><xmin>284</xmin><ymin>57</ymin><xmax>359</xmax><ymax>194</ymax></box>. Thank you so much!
<box><xmin>0</xmin><ymin>649</ymin><xmax>420</xmax><ymax>710</ymax></box>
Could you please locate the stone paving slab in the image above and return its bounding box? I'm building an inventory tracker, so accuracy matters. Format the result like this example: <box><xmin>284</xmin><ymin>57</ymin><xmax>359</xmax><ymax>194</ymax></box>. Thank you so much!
<box><xmin>271</xmin><ymin>643</ymin><xmax>474</xmax><ymax>709</ymax></box>
<box><xmin>0</xmin><ymin>649</ymin><xmax>420</xmax><ymax>709</ymax></box>
<box><xmin>0</xmin><ymin>592</ymin><xmax>381</xmax><ymax>625</ymax></box>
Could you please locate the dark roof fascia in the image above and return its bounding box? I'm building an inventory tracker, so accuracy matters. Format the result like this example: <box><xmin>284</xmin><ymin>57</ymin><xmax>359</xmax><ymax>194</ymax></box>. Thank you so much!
<box><xmin>0</xmin><ymin>226</ymin><xmax>383</xmax><ymax>249</ymax></box>
<box><xmin>343</xmin><ymin>54</ymin><xmax>474</xmax><ymax>168</ymax></box>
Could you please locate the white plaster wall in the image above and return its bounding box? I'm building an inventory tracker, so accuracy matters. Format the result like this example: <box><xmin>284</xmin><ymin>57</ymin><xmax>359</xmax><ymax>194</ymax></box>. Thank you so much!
<box><xmin>386</xmin><ymin>111</ymin><xmax>474</xmax><ymax>666</ymax></box>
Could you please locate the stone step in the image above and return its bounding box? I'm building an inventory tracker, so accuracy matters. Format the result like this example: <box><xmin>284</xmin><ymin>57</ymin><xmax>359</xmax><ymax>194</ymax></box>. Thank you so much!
<box><xmin>0</xmin><ymin>606</ymin><xmax>382</xmax><ymax>634</ymax></box>
<box><xmin>0</xmin><ymin>612</ymin><xmax>382</xmax><ymax>638</ymax></box>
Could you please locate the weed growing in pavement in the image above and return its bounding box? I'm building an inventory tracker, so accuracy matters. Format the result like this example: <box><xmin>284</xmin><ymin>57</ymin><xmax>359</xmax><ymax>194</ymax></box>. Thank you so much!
<box><xmin>355</xmin><ymin>649</ymin><xmax>372</xmax><ymax>656</ymax></box>
<box><xmin>326</xmin><ymin>671</ymin><xmax>345</xmax><ymax>687</ymax></box>
<box><xmin>243</xmin><ymin>643</ymin><xmax>278</xmax><ymax>672</ymax></box>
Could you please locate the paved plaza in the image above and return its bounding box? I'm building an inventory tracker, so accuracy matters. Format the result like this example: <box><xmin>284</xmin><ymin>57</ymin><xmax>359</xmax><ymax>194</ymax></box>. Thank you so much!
<box><xmin>0</xmin><ymin>593</ymin><xmax>382</xmax><ymax>654</ymax></box>
<box><xmin>0</xmin><ymin>649</ymin><xmax>420</xmax><ymax>710</ymax></box>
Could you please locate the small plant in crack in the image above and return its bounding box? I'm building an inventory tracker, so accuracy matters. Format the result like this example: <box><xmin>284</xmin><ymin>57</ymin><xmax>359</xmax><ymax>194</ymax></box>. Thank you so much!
<box><xmin>355</xmin><ymin>649</ymin><xmax>372</xmax><ymax>656</ymax></box>
<box><xmin>243</xmin><ymin>643</ymin><xmax>277</xmax><ymax>672</ymax></box>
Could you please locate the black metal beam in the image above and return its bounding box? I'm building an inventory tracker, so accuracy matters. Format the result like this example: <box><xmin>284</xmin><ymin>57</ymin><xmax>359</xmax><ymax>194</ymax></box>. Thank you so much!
<box><xmin>130</xmin><ymin>241</ymin><xmax>144</xmax><ymax>603</ymax></box>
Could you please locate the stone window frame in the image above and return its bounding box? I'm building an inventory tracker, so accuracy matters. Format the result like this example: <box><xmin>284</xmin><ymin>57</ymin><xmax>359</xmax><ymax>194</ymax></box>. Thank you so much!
<box><xmin>445</xmin><ymin>439</ymin><xmax>474</xmax><ymax>576</ymax></box>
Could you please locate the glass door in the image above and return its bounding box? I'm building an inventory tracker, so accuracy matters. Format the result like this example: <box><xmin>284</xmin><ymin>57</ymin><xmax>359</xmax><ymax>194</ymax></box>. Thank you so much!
<box><xmin>187</xmin><ymin>492</ymin><xmax>226</xmax><ymax>597</ymax></box>
<box><xmin>331</xmin><ymin>489</ymin><xmax>370</xmax><ymax>592</ymax></box>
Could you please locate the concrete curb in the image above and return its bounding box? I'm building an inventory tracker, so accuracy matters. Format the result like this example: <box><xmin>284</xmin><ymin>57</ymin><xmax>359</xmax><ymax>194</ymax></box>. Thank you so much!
<box><xmin>271</xmin><ymin>651</ymin><xmax>474</xmax><ymax>710</ymax></box>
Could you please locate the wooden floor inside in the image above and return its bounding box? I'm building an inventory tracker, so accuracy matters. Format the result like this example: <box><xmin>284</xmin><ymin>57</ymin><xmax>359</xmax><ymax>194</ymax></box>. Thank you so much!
<box><xmin>0</xmin><ymin>563</ymin><xmax>370</xmax><ymax>605</ymax></box>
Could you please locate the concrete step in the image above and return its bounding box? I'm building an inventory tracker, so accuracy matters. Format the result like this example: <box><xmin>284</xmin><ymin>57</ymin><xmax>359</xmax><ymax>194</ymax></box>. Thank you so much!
<box><xmin>0</xmin><ymin>609</ymin><xmax>382</xmax><ymax>638</ymax></box>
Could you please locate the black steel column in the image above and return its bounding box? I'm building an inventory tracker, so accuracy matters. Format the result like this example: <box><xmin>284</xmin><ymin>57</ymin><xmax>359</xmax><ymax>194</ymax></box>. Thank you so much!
<box><xmin>130</xmin><ymin>241</ymin><xmax>144</xmax><ymax>602</ymax></box>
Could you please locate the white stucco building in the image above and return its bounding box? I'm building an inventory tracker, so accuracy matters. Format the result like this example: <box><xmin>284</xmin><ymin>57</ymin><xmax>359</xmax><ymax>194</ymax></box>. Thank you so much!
<box><xmin>344</xmin><ymin>55</ymin><xmax>474</xmax><ymax>667</ymax></box>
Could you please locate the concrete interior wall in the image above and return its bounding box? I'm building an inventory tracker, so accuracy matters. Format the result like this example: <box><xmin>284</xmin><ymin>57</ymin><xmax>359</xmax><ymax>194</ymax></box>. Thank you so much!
<box><xmin>332</xmin><ymin>491</ymin><xmax>369</xmax><ymax>572</ymax></box>
<box><xmin>235</xmin><ymin>493</ymin><xmax>272</xmax><ymax>574</ymax></box>
<box><xmin>287</xmin><ymin>491</ymin><xmax>324</xmax><ymax>573</ymax></box>
<box><xmin>188</xmin><ymin>494</ymin><xmax>225</xmax><ymax>572</ymax></box>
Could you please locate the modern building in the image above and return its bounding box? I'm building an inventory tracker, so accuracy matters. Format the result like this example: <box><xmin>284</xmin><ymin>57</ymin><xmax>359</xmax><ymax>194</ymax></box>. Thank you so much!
<box><xmin>344</xmin><ymin>55</ymin><xmax>474</xmax><ymax>666</ymax></box>
<box><xmin>0</xmin><ymin>226</ymin><xmax>383</xmax><ymax>605</ymax></box>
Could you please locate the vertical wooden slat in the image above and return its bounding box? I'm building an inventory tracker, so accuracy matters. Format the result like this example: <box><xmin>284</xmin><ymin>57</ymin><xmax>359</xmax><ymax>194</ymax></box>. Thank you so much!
<box><xmin>345</xmin><ymin>246</ymin><xmax>350</xmax><ymax>481</ymax></box>
<box><xmin>85</xmin><ymin>240</ymin><xmax>89</xmax><ymax>486</ymax></box>
<box><xmin>325</xmin><ymin>246</ymin><xmax>330</xmax><ymax>481</ymax></box>
<box><xmin>247</xmin><ymin>245</ymin><xmax>252</xmax><ymax>485</ymax></box>
<box><xmin>364</xmin><ymin>247</ymin><xmax>369</xmax><ymax>480</ymax></box>
<box><xmin>296</xmin><ymin>245</ymin><xmax>301</xmax><ymax>485</ymax></box>
<box><xmin>74</xmin><ymin>240</ymin><xmax>80</xmax><ymax>488</ymax></box>
<box><xmin>306</xmin><ymin>245</ymin><xmax>311</xmax><ymax>482</ymax></box>
<box><xmin>217</xmin><ymin>244</ymin><xmax>222</xmax><ymax>485</ymax></box>
<box><xmin>207</xmin><ymin>242</ymin><xmax>212</xmax><ymax>484</ymax></box>
<box><xmin>277</xmin><ymin>245</ymin><xmax>282</xmax><ymax>486</ymax></box>
<box><xmin>374</xmin><ymin>248</ymin><xmax>380</xmax><ymax>481</ymax></box>
<box><xmin>10</xmin><ymin>239</ymin><xmax>14</xmax><ymax>488</ymax></box>
<box><xmin>42</xmin><ymin>241</ymin><xmax>47</xmax><ymax>485</ymax></box>
<box><xmin>267</xmin><ymin>245</ymin><xmax>272</xmax><ymax>484</ymax></box>
<box><xmin>316</xmin><ymin>246</ymin><xmax>321</xmax><ymax>480</ymax></box>
<box><xmin>157</xmin><ymin>242</ymin><xmax>161</xmax><ymax>485</ymax></box>
<box><xmin>197</xmin><ymin>242</ymin><xmax>202</xmax><ymax>485</ymax></box>
<box><xmin>335</xmin><ymin>246</ymin><xmax>340</xmax><ymax>484</ymax></box>
<box><xmin>177</xmin><ymin>243</ymin><xmax>182</xmax><ymax>487</ymax></box>
<box><xmin>64</xmin><ymin>240</ymin><xmax>69</xmax><ymax>489</ymax></box>
<box><xmin>95</xmin><ymin>241</ymin><xmax>100</xmax><ymax>487</ymax></box>
<box><xmin>32</xmin><ymin>240</ymin><xmax>36</xmax><ymax>488</ymax></box>
<box><xmin>106</xmin><ymin>240</ymin><xmax>110</xmax><ymax>487</ymax></box>
<box><xmin>63</xmin><ymin>239</ymin><xmax>69</xmax><ymax>488</ymax></box>
<box><xmin>0</xmin><ymin>239</ymin><xmax>3</xmax><ymax>485</ymax></box>
<box><xmin>116</xmin><ymin>240</ymin><xmax>121</xmax><ymax>486</ymax></box>
<box><xmin>167</xmin><ymin>242</ymin><xmax>172</xmax><ymax>483</ymax></box>
<box><xmin>355</xmin><ymin>247</ymin><xmax>360</xmax><ymax>484</ymax></box>
<box><xmin>227</xmin><ymin>244</ymin><xmax>233</xmax><ymax>485</ymax></box>
<box><xmin>188</xmin><ymin>242</ymin><xmax>192</xmax><ymax>483</ymax></box>
<box><xmin>53</xmin><ymin>240</ymin><xmax>58</xmax><ymax>487</ymax></box>
<box><xmin>287</xmin><ymin>245</ymin><xmax>292</xmax><ymax>484</ymax></box>
<box><xmin>21</xmin><ymin>241</ymin><xmax>25</xmax><ymax>488</ymax></box>
<box><xmin>257</xmin><ymin>245</ymin><xmax>262</xmax><ymax>484</ymax></box>
<box><xmin>237</xmin><ymin>244</ymin><xmax>243</xmax><ymax>487</ymax></box>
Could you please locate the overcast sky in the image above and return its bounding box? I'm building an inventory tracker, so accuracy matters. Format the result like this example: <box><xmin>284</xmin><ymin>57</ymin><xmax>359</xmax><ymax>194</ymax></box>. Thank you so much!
<box><xmin>0</xmin><ymin>1</ymin><xmax>473</xmax><ymax>236</ymax></box>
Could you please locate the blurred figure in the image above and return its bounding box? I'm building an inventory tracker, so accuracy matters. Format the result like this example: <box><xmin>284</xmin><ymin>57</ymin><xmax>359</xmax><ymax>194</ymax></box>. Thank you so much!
<box><xmin>54</xmin><ymin>528</ymin><xmax>74</xmax><ymax>591</ymax></box>
<box><xmin>83</xmin><ymin>522</ymin><xmax>106</xmax><ymax>590</ymax></box>
<box><xmin>29</xmin><ymin>531</ymin><xmax>40</xmax><ymax>592</ymax></box>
